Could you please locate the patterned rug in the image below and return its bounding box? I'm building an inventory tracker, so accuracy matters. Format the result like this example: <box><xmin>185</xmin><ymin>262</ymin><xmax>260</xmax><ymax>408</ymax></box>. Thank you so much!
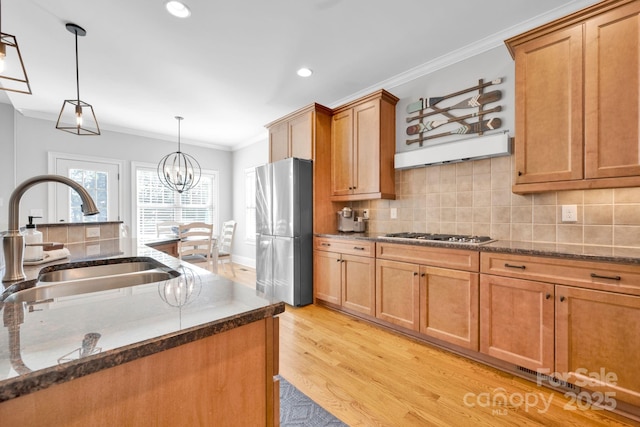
<box><xmin>279</xmin><ymin>377</ymin><xmax>348</xmax><ymax>426</ymax></box>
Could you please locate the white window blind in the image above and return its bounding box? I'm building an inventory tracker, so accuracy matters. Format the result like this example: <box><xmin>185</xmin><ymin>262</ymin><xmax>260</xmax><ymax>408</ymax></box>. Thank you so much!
<box><xmin>135</xmin><ymin>166</ymin><xmax>218</xmax><ymax>238</ymax></box>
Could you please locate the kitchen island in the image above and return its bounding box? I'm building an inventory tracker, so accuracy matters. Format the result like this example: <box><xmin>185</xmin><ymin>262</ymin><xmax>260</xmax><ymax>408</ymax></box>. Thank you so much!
<box><xmin>0</xmin><ymin>238</ymin><xmax>284</xmax><ymax>426</ymax></box>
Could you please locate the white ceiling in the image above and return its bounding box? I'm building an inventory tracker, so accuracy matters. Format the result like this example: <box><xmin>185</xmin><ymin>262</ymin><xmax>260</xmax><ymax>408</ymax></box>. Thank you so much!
<box><xmin>2</xmin><ymin>0</ymin><xmax>600</xmax><ymax>150</ymax></box>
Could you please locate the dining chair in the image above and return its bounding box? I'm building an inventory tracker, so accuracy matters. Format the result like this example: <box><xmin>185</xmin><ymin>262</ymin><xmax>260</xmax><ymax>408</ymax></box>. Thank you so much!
<box><xmin>177</xmin><ymin>222</ymin><xmax>214</xmax><ymax>269</ymax></box>
<box><xmin>217</xmin><ymin>220</ymin><xmax>237</xmax><ymax>276</ymax></box>
<box><xmin>156</xmin><ymin>221</ymin><xmax>180</xmax><ymax>237</ymax></box>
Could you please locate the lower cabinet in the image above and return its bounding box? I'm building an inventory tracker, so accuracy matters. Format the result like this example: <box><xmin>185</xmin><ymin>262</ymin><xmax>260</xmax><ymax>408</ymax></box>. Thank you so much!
<box><xmin>421</xmin><ymin>266</ymin><xmax>479</xmax><ymax>350</ymax></box>
<box><xmin>313</xmin><ymin>238</ymin><xmax>375</xmax><ymax>316</ymax></box>
<box><xmin>556</xmin><ymin>285</ymin><xmax>640</xmax><ymax>407</ymax></box>
<box><xmin>479</xmin><ymin>274</ymin><xmax>555</xmax><ymax>372</ymax></box>
<box><xmin>375</xmin><ymin>259</ymin><xmax>420</xmax><ymax>331</ymax></box>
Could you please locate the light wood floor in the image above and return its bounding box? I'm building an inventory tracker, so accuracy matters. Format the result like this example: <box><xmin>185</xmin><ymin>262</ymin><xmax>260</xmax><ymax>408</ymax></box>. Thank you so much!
<box><xmin>221</xmin><ymin>265</ymin><xmax>637</xmax><ymax>426</ymax></box>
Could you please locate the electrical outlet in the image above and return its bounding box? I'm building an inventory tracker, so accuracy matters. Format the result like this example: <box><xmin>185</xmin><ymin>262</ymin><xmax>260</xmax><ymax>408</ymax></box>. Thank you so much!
<box><xmin>561</xmin><ymin>205</ymin><xmax>578</xmax><ymax>222</ymax></box>
<box><xmin>390</xmin><ymin>208</ymin><xmax>397</xmax><ymax>219</ymax></box>
<box><xmin>86</xmin><ymin>243</ymin><xmax>101</xmax><ymax>257</ymax></box>
<box><xmin>363</xmin><ymin>209</ymin><xmax>370</xmax><ymax>219</ymax></box>
<box><xmin>86</xmin><ymin>227</ymin><xmax>101</xmax><ymax>238</ymax></box>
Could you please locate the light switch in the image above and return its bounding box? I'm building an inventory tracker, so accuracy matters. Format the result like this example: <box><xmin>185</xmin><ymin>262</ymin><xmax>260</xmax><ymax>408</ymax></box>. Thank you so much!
<box><xmin>390</xmin><ymin>208</ymin><xmax>397</xmax><ymax>219</ymax></box>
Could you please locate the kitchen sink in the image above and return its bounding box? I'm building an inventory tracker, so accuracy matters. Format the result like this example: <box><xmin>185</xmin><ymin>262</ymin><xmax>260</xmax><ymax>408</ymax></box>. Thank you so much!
<box><xmin>2</xmin><ymin>258</ymin><xmax>180</xmax><ymax>303</ymax></box>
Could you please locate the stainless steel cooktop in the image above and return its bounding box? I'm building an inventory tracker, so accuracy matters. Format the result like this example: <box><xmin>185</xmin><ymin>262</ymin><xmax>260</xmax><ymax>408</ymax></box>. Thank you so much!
<box><xmin>380</xmin><ymin>232</ymin><xmax>495</xmax><ymax>245</ymax></box>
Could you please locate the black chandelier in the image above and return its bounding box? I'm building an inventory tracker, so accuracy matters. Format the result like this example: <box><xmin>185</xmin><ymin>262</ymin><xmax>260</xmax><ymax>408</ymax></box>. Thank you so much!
<box><xmin>157</xmin><ymin>116</ymin><xmax>201</xmax><ymax>193</ymax></box>
<box><xmin>55</xmin><ymin>23</ymin><xmax>100</xmax><ymax>135</ymax></box>
<box><xmin>0</xmin><ymin>0</ymin><xmax>31</xmax><ymax>94</ymax></box>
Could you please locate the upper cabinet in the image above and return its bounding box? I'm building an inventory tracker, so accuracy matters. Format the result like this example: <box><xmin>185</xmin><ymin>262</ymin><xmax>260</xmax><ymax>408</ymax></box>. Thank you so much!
<box><xmin>330</xmin><ymin>89</ymin><xmax>399</xmax><ymax>201</ymax></box>
<box><xmin>266</xmin><ymin>103</ymin><xmax>332</xmax><ymax>163</ymax></box>
<box><xmin>506</xmin><ymin>0</ymin><xmax>640</xmax><ymax>193</ymax></box>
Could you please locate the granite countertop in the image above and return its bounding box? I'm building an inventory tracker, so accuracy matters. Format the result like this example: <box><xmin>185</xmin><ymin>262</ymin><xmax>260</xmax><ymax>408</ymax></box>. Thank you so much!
<box><xmin>0</xmin><ymin>238</ymin><xmax>284</xmax><ymax>402</ymax></box>
<box><xmin>315</xmin><ymin>232</ymin><xmax>640</xmax><ymax>265</ymax></box>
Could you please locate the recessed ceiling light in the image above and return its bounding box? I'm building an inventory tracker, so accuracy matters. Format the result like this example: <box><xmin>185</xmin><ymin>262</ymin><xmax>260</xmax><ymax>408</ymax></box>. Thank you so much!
<box><xmin>297</xmin><ymin>68</ymin><xmax>313</xmax><ymax>77</ymax></box>
<box><xmin>166</xmin><ymin>1</ymin><xmax>191</xmax><ymax>18</ymax></box>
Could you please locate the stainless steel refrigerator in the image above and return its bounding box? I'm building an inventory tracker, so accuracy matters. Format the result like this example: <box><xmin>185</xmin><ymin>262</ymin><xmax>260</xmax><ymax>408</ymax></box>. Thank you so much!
<box><xmin>256</xmin><ymin>158</ymin><xmax>313</xmax><ymax>306</ymax></box>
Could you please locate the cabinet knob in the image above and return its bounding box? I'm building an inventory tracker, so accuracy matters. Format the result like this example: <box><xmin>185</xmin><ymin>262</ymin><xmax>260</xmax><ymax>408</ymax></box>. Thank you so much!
<box><xmin>518</xmin><ymin>171</ymin><xmax>523</xmax><ymax>176</ymax></box>
<box><xmin>336</xmin><ymin>259</ymin><xmax>341</xmax><ymax>262</ymax></box>
<box><xmin>413</xmin><ymin>272</ymin><xmax>418</xmax><ymax>276</ymax></box>
<box><xmin>421</xmin><ymin>273</ymin><xmax>426</xmax><ymax>277</ymax></box>
<box><xmin>559</xmin><ymin>296</ymin><xmax>566</xmax><ymax>302</ymax></box>
<box><xmin>545</xmin><ymin>293</ymin><xmax>551</xmax><ymax>300</ymax></box>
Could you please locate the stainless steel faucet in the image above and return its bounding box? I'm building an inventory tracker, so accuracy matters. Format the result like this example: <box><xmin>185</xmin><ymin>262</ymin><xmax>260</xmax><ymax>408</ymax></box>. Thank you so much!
<box><xmin>2</xmin><ymin>175</ymin><xmax>100</xmax><ymax>283</ymax></box>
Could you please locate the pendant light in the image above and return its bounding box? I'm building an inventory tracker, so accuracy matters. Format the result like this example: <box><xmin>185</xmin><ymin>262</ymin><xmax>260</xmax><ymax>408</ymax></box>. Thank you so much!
<box><xmin>0</xmin><ymin>0</ymin><xmax>31</xmax><ymax>94</ymax></box>
<box><xmin>157</xmin><ymin>116</ymin><xmax>202</xmax><ymax>193</ymax></box>
<box><xmin>55</xmin><ymin>23</ymin><xmax>100</xmax><ymax>135</ymax></box>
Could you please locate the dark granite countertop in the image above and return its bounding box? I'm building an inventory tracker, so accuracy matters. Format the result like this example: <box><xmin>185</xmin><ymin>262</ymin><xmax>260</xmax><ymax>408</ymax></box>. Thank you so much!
<box><xmin>315</xmin><ymin>233</ymin><xmax>640</xmax><ymax>265</ymax></box>
<box><xmin>0</xmin><ymin>238</ymin><xmax>284</xmax><ymax>402</ymax></box>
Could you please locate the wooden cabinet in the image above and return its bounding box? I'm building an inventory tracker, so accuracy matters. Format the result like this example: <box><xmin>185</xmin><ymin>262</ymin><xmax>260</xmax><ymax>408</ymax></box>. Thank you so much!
<box><xmin>313</xmin><ymin>237</ymin><xmax>376</xmax><ymax>316</ymax></box>
<box><xmin>266</xmin><ymin>103</ymin><xmax>332</xmax><ymax>163</ymax></box>
<box><xmin>376</xmin><ymin>259</ymin><xmax>420</xmax><ymax>331</ymax></box>
<box><xmin>420</xmin><ymin>266</ymin><xmax>479</xmax><ymax>350</ymax></box>
<box><xmin>506</xmin><ymin>0</ymin><xmax>640</xmax><ymax>193</ymax></box>
<box><xmin>479</xmin><ymin>274</ymin><xmax>555</xmax><ymax>372</ymax></box>
<box><xmin>481</xmin><ymin>251</ymin><xmax>640</xmax><ymax>407</ymax></box>
<box><xmin>145</xmin><ymin>240</ymin><xmax>178</xmax><ymax>257</ymax></box>
<box><xmin>330</xmin><ymin>90</ymin><xmax>398</xmax><ymax>201</ymax></box>
<box><xmin>556</xmin><ymin>286</ymin><xmax>640</xmax><ymax>407</ymax></box>
<box><xmin>376</xmin><ymin>243</ymin><xmax>479</xmax><ymax>347</ymax></box>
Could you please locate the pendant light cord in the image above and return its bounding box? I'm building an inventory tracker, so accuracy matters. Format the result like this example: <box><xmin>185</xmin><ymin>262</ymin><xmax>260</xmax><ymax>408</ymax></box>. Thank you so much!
<box><xmin>75</xmin><ymin>29</ymin><xmax>80</xmax><ymax>102</ymax></box>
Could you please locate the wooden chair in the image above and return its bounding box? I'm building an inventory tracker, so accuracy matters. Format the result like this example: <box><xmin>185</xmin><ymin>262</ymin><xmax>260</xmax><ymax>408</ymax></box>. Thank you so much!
<box><xmin>217</xmin><ymin>220</ymin><xmax>237</xmax><ymax>276</ymax></box>
<box><xmin>177</xmin><ymin>222</ymin><xmax>214</xmax><ymax>269</ymax></box>
<box><xmin>156</xmin><ymin>221</ymin><xmax>179</xmax><ymax>237</ymax></box>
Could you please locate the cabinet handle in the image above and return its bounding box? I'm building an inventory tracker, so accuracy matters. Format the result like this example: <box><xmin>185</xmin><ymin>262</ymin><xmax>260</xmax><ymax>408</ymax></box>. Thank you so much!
<box><xmin>518</xmin><ymin>171</ymin><xmax>522</xmax><ymax>176</ymax></box>
<box><xmin>421</xmin><ymin>273</ymin><xmax>426</xmax><ymax>277</ymax></box>
<box><xmin>504</xmin><ymin>263</ymin><xmax>526</xmax><ymax>270</ymax></box>
<box><xmin>545</xmin><ymin>293</ymin><xmax>551</xmax><ymax>300</ymax></box>
<box><xmin>349</xmin><ymin>186</ymin><xmax>353</xmax><ymax>190</ymax></box>
<box><xmin>413</xmin><ymin>272</ymin><xmax>418</xmax><ymax>276</ymax></box>
<box><xmin>590</xmin><ymin>273</ymin><xmax>621</xmax><ymax>281</ymax></box>
<box><xmin>353</xmin><ymin>246</ymin><xmax>365</xmax><ymax>251</ymax></box>
<box><xmin>559</xmin><ymin>296</ymin><xmax>565</xmax><ymax>302</ymax></box>
<box><xmin>321</xmin><ymin>243</ymin><xmax>331</xmax><ymax>247</ymax></box>
<box><xmin>336</xmin><ymin>259</ymin><xmax>341</xmax><ymax>262</ymax></box>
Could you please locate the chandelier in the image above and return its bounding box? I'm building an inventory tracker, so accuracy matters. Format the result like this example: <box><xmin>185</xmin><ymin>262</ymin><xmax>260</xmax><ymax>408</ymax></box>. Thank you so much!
<box><xmin>158</xmin><ymin>265</ymin><xmax>202</xmax><ymax>308</ymax></box>
<box><xmin>55</xmin><ymin>23</ymin><xmax>100</xmax><ymax>135</ymax></box>
<box><xmin>0</xmin><ymin>0</ymin><xmax>31</xmax><ymax>94</ymax></box>
<box><xmin>157</xmin><ymin>116</ymin><xmax>201</xmax><ymax>193</ymax></box>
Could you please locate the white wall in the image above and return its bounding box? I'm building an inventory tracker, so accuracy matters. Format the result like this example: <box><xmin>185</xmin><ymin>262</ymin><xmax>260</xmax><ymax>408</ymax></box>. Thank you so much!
<box><xmin>0</xmin><ymin>104</ymin><xmax>16</xmax><ymax>232</ymax></box>
<box><xmin>2</xmin><ymin>111</ymin><xmax>233</xmax><ymax>236</ymax></box>
<box><xmin>231</xmin><ymin>139</ymin><xmax>269</xmax><ymax>268</ymax></box>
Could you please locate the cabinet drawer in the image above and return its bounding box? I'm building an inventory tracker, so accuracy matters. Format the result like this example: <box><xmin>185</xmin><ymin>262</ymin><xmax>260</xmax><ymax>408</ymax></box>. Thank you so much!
<box><xmin>376</xmin><ymin>242</ymin><xmax>479</xmax><ymax>272</ymax></box>
<box><xmin>314</xmin><ymin>237</ymin><xmax>375</xmax><ymax>257</ymax></box>
<box><xmin>481</xmin><ymin>252</ymin><xmax>640</xmax><ymax>296</ymax></box>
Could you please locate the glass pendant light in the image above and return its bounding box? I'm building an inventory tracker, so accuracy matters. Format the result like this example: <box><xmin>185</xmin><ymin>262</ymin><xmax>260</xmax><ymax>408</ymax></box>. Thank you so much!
<box><xmin>55</xmin><ymin>23</ymin><xmax>100</xmax><ymax>135</ymax></box>
<box><xmin>0</xmin><ymin>0</ymin><xmax>31</xmax><ymax>94</ymax></box>
<box><xmin>157</xmin><ymin>116</ymin><xmax>202</xmax><ymax>193</ymax></box>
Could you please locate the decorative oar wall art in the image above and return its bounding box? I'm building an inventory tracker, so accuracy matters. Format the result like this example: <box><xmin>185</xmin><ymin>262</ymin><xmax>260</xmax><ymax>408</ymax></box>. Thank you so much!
<box><xmin>405</xmin><ymin>78</ymin><xmax>503</xmax><ymax>146</ymax></box>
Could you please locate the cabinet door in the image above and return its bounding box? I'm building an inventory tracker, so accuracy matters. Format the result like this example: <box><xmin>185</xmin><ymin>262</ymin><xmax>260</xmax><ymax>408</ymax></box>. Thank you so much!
<box><xmin>331</xmin><ymin>109</ymin><xmax>354</xmax><ymax>196</ymax></box>
<box><xmin>289</xmin><ymin>111</ymin><xmax>313</xmax><ymax>160</ymax></box>
<box><xmin>556</xmin><ymin>286</ymin><xmax>640</xmax><ymax>407</ymax></box>
<box><xmin>341</xmin><ymin>254</ymin><xmax>376</xmax><ymax>316</ymax></box>
<box><xmin>352</xmin><ymin>99</ymin><xmax>380</xmax><ymax>195</ymax></box>
<box><xmin>313</xmin><ymin>250</ymin><xmax>341</xmax><ymax>305</ymax></box>
<box><xmin>269</xmin><ymin>121</ymin><xmax>289</xmax><ymax>163</ymax></box>
<box><xmin>420</xmin><ymin>266</ymin><xmax>479</xmax><ymax>350</ymax></box>
<box><xmin>585</xmin><ymin>1</ymin><xmax>640</xmax><ymax>179</ymax></box>
<box><xmin>376</xmin><ymin>259</ymin><xmax>419</xmax><ymax>331</ymax></box>
<box><xmin>480</xmin><ymin>274</ymin><xmax>554</xmax><ymax>372</ymax></box>
<box><xmin>513</xmin><ymin>25</ymin><xmax>583</xmax><ymax>184</ymax></box>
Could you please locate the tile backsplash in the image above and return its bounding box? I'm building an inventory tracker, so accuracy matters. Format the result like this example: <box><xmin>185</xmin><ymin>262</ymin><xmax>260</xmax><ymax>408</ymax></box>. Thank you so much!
<box><xmin>353</xmin><ymin>156</ymin><xmax>640</xmax><ymax>248</ymax></box>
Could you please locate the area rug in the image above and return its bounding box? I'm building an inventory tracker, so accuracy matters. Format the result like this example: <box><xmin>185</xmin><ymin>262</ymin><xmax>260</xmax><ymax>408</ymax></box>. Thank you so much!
<box><xmin>279</xmin><ymin>377</ymin><xmax>348</xmax><ymax>426</ymax></box>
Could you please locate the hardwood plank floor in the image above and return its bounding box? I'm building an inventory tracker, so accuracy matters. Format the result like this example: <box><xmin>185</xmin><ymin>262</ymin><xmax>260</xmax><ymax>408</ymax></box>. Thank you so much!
<box><xmin>221</xmin><ymin>266</ymin><xmax>638</xmax><ymax>426</ymax></box>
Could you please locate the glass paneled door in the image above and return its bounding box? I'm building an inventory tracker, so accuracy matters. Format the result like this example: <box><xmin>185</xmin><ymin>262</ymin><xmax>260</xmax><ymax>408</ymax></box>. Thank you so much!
<box><xmin>55</xmin><ymin>158</ymin><xmax>120</xmax><ymax>222</ymax></box>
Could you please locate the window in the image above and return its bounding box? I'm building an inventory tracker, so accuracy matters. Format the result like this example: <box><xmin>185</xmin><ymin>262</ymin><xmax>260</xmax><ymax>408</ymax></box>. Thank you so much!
<box><xmin>133</xmin><ymin>163</ymin><xmax>218</xmax><ymax>238</ymax></box>
<box><xmin>49</xmin><ymin>153</ymin><xmax>122</xmax><ymax>222</ymax></box>
<box><xmin>245</xmin><ymin>167</ymin><xmax>256</xmax><ymax>243</ymax></box>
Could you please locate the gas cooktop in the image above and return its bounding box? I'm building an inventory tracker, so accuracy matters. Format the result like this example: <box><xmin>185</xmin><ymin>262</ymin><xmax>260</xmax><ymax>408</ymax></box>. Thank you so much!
<box><xmin>380</xmin><ymin>232</ymin><xmax>495</xmax><ymax>245</ymax></box>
